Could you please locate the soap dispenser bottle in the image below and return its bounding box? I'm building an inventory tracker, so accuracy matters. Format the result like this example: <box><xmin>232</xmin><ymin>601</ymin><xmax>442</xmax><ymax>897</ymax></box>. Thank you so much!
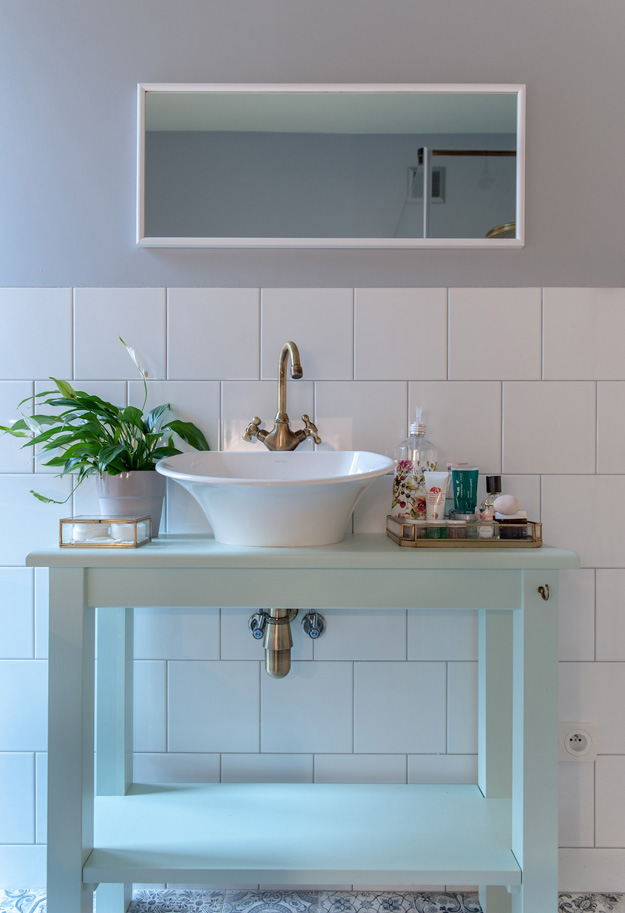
<box><xmin>391</xmin><ymin>407</ymin><xmax>437</xmax><ymax>519</ymax></box>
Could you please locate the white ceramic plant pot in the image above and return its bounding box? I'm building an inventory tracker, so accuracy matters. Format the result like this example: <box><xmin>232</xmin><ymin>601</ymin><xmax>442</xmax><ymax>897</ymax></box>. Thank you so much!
<box><xmin>96</xmin><ymin>471</ymin><xmax>166</xmax><ymax>537</ymax></box>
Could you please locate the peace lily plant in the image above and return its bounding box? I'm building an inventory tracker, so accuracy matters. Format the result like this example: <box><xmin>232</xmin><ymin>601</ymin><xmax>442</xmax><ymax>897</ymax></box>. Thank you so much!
<box><xmin>1</xmin><ymin>338</ymin><xmax>210</xmax><ymax>504</ymax></box>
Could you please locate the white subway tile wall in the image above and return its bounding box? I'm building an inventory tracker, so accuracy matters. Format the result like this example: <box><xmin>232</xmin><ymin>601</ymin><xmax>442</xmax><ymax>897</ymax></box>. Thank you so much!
<box><xmin>448</xmin><ymin>287</ymin><xmax>542</xmax><ymax>381</ymax></box>
<box><xmin>73</xmin><ymin>288</ymin><xmax>167</xmax><ymax>380</ymax></box>
<box><xmin>168</xmin><ymin>288</ymin><xmax>261</xmax><ymax>380</ymax></box>
<box><xmin>502</xmin><ymin>381</ymin><xmax>596</xmax><ymax>474</ymax></box>
<box><xmin>597</xmin><ymin>382</ymin><xmax>625</xmax><ymax>474</ymax></box>
<box><xmin>354</xmin><ymin>288</ymin><xmax>447</xmax><ymax>380</ymax></box>
<box><xmin>559</xmin><ymin>762</ymin><xmax>595</xmax><ymax>848</ymax></box>
<box><xmin>595</xmin><ymin>757</ymin><xmax>625</xmax><ymax>847</ymax></box>
<box><xmin>0</xmin><ymin>286</ymin><xmax>622</xmax><ymax>889</ymax></box>
<box><xmin>260</xmin><ymin>288</ymin><xmax>354</xmax><ymax>380</ymax></box>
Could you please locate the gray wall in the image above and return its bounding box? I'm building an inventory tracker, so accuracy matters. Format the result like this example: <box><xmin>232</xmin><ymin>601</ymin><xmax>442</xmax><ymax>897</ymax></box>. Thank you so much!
<box><xmin>1</xmin><ymin>0</ymin><xmax>624</xmax><ymax>288</ymax></box>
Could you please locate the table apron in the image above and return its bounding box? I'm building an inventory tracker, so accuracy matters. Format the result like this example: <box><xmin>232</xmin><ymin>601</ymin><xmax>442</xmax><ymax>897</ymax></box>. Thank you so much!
<box><xmin>85</xmin><ymin>567</ymin><xmax>522</xmax><ymax>610</ymax></box>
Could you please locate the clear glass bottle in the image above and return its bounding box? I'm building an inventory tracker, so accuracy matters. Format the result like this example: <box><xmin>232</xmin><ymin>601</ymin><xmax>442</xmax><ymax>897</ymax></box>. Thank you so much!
<box><xmin>391</xmin><ymin>407</ymin><xmax>437</xmax><ymax>519</ymax></box>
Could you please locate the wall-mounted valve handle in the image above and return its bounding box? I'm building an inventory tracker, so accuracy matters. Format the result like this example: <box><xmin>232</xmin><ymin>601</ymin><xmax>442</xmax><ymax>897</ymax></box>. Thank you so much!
<box><xmin>302</xmin><ymin>611</ymin><xmax>325</xmax><ymax>639</ymax></box>
<box><xmin>248</xmin><ymin>611</ymin><xmax>268</xmax><ymax>639</ymax></box>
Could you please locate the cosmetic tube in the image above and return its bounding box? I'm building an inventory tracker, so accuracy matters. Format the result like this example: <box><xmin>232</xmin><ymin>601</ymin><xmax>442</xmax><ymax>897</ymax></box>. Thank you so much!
<box><xmin>423</xmin><ymin>470</ymin><xmax>449</xmax><ymax>522</ymax></box>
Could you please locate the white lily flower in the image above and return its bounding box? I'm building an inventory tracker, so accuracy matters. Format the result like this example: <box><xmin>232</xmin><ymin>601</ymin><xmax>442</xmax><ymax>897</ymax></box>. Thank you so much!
<box><xmin>120</xmin><ymin>337</ymin><xmax>148</xmax><ymax>379</ymax></box>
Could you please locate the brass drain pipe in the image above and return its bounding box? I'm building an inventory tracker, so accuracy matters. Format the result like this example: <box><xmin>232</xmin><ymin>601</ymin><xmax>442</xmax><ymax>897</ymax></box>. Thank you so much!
<box><xmin>263</xmin><ymin>609</ymin><xmax>298</xmax><ymax>679</ymax></box>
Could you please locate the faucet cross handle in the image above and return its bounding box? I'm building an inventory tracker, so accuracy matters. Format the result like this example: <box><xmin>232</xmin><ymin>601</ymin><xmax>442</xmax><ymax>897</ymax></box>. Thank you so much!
<box><xmin>301</xmin><ymin>414</ymin><xmax>322</xmax><ymax>445</ymax></box>
<box><xmin>243</xmin><ymin>416</ymin><xmax>263</xmax><ymax>442</ymax></box>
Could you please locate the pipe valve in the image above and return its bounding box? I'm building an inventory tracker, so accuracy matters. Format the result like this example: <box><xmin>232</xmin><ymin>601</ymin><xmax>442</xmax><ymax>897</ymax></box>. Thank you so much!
<box><xmin>248</xmin><ymin>611</ymin><xmax>267</xmax><ymax>640</ymax></box>
<box><xmin>302</xmin><ymin>611</ymin><xmax>326</xmax><ymax>639</ymax></box>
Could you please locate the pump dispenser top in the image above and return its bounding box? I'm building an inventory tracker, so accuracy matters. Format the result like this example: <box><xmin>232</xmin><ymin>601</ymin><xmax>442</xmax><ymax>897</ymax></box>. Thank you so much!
<box><xmin>409</xmin><ymin>406</ymin><xmax>426</xmax><ymax>435</ymax></box>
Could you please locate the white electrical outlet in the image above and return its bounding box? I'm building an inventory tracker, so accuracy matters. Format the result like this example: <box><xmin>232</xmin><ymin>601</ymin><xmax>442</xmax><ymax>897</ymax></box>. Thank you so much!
<box><xmin>559</xmin><ymin>722</ymin><xmax>598</xmax><ymax>762</ymax></box>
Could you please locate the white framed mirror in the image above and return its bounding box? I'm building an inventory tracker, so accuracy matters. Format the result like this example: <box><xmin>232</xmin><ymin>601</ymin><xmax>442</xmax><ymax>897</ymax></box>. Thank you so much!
<box><xmin>137</xmin><ymin>83</ymin><xmax>525</xmax><ymax>249</ymax></box>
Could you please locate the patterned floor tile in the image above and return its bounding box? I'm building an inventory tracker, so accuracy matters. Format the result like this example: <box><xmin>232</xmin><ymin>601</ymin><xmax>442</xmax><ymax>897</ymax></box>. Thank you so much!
<box><xmin>0</xmin><ymin>891</ymin><xmax>46</xmax><ymax>913</ymax></box>
<box><xmin>130</xmin><ymin>889</ymin><xmax>225</xmax><ymax>913</ymax></box>
<box><xmin>1</xmin><ymin>888</ymin><xmax>624</xmax><ymax>913</ymax></box>
<box><xmin>316</xmin><ymin>893</ymin><xmax>482</xmax><ymax>913</ymax></box>
<box><xmin>318</xmin><ymin>892</ymin><xmax>415</xmax><ymax>913</ymax></box>
<box><xmin>558</xmin><ymin>896</ymin><xmax>625</xmax><ymax>913</ymax></box>
<box><xmin>412</xmin><ymin>896</ymin><xmax>481</xmax><ymax>913</ymax></box>
<box><xmin>222</xmin><ymin>891</ymin><xmax>320</xmax><ymax>913</ymax></box>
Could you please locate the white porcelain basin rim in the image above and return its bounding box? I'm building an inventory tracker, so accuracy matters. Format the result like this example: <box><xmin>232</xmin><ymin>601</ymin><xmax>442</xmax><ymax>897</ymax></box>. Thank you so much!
<box><xmin>156</xmin><ymin>451</ymin><xmax>394</xmax><ymax>486</ymax></box>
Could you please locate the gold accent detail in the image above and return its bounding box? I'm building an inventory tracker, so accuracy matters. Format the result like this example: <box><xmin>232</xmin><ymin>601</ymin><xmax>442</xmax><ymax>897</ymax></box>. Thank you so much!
<box><xmin>386</xmin><ymin>515</ymin><xmax>543</xmax><ymax>548</ymax></box>
<box><xmin>243</xmin><ymin>341</ymin><xmax>322</xmax><ymax>451</ymax></box>
<box><xmin>59</xmin><ymin>515</ymin><xmax>152</xmax><ymax>548</ymax></box>
<box><xmin>263</xmin><ymin>608</ymin><xmax>298</xmax><ymax>678</ymax></box>
<box><xmin>486</xmin><ymin>221</ymin><xmax>517</xmax><ymax>239</ymax></box>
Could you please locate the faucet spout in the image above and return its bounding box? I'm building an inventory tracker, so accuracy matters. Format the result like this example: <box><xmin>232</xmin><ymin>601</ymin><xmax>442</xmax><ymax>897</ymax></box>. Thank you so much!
<box><xmin>278</xmin><ymin>341</ymin><xmax>303</xmax><ymax>416</ymax></box>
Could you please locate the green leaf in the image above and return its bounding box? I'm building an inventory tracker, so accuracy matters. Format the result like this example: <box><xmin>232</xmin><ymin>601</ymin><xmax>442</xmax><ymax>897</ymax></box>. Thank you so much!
<box><xmin>0</xmin><ymin>421</ymin><xmax>30</xmax><ymax>437</ymax></box>
<box><xmin>57</xmin><ymin>456</ymin><xmax>96</xmax><ymax>474</ymax></box>
<box><xmin>120</xmin><ymin>406</ymin><xmax>144</xmax><ymax>431</ymax></box>
<box><xmin>31</xmin><ymin>414</ymin><xmax>71</xmax><ymax>427</ymax></box>
<box><xmin>43</xmin><ymin>397</ymin><xmax>89</xmax><ymax>410</ymax></box>
<box><xmin>163</xmin><ymin>420</ymin><xmax>210</xmax><ymax>452</ymax></box>
<box><xmin>145</xmin><ymin>403</ymin><xmax>170</xmax><ymax>432</ymax></box>
<box><xmin>28</xmin><ymin>426</ymin><xmax>82</xmax><ymax>446</ymax></box>
<box><xmin>98</xmin><ymin>444</ymin><xmax>128</xmax><ymax>473</ymax></box>
<box><xmin>51</xmin><ymin>378</ymin><xmax>77</xmax><ymax>399</ymax></box>
<box><xmin>148</xmin><ymin>446</ymin><xmax>183</xmax><ymax>462</ymax></box>
<box><xmin>30</xmin><ymin>489</ymin><xmax>73</xmax><ymax>505</ymax></box>
<box><xmin>22</xmin><ymin>416</ymin><xmax>43</xmax><ymax>435</ymax></box>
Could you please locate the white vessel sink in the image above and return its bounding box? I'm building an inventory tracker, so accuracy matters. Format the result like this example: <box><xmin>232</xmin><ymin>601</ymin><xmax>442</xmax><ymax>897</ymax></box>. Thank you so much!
<box><xmin>156</xmin><ymin>450</ymin><xmax>394</xmax><ymax>547</ymax></box>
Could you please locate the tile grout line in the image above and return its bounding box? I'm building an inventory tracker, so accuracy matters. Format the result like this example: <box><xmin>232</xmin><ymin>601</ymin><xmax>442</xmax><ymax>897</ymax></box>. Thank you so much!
<box><xmin>541</xmin><ymin>287</ymin><xmax>545</xmax><ymax>381</ymax></box>
<box><xmin>595</xmin><ymin>379</ymin><xmax>599</xmax><ymax>476</ymax></box>
<box><xmin>258</xmin><ymin>288</ymin><xmax>263</xmax><ymax>380</ymax></box>
<box><xmin>165</xmin><ymin>288</ymin><xmax>170</xmax><ymax>382</ymax></box>
<box><xmin>446</xmin><ymin>287</ymin><xmax>450</xmax><ymax>381</ymax></box>
<box><xmin>594</xmin><ymin>567</ymin><xmax>597</xmax><ymax>664</ymax></box>
<box><xmin>31</xmin><ymin>751</ymin><xmax>37</xmax><ymax>846</ymax></box>
<box><xmin>71</xmin><ymin>287</ymin><xmax>76</xmax><ymax>381</ymax></box>
<box><xmin>351</xmin><ymin>287</ymin><xmax>355</xmax><ymax>381</ymax></box>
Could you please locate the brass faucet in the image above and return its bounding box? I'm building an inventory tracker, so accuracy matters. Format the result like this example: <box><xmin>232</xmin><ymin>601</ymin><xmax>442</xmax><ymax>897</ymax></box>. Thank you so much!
<box><xmin>243</xmin><ymin>341</ymin><xmax>322</xmax><ymax>451</ymax></box>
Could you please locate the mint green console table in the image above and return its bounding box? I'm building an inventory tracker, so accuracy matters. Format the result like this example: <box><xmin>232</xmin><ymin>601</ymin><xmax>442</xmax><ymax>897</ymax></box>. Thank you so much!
<box><xmin>26</xmin><ymin>534</ymin><xmax>579</xmax><ymax>913</ymax></box>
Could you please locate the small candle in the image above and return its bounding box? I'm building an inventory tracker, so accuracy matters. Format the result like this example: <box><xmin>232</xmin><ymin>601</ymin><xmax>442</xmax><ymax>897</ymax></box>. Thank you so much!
<box><xmin>73</xmin><ymin>523</ymin><xmax>110</xmax><ymax>541</ymax></box>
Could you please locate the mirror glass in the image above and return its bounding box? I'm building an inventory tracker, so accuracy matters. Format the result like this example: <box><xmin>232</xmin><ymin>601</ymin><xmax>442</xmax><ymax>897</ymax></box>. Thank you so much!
<box><xmin>138</xmin><ymin>84</ymin><xmax>525</xmax><ymax>248</ymax></box>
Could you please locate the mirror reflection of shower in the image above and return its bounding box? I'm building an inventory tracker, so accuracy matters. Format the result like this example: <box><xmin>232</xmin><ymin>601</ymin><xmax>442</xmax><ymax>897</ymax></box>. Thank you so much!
<box><xmin>478</xmin><ymin>156</ymin><xmax>495</xmax><ymax>190</ymax></box>
<box><xmin>393</xmin><ymin>146</ymin><xmax>517</xmax><ymax>240</ymax></box>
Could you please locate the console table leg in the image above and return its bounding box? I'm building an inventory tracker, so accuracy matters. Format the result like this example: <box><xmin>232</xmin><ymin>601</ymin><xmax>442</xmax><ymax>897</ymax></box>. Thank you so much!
<box><xmin>479</xmin><ymin>885</ymin><xmax>512</xmax><ymax>913</ymax></box>
<box><xmin>95</xmin><ymin>606</ymin><xmax>134</xmax><ymax>912</ymax></box>
<box><xmin>47</xmin><ymin>569</ymin><xmax>95</xmax><ymax>913</ymax></box>
<box><xmin>96</xmin><ymin>882</ymin><xmax>132</xmax><ymax>913</ymax></box>
<box><xmin>96</xmin><ymin>607</ymin><xmax>134</xmax><ymax>795</ymax></box>
<box><xmin>511</xmin><ymin>571</ymin><xmax>559</xmax><ymax>913</ymax></box>
<box><xmin>478</xmin><ymin>609</ymin><xmax>512</xmax><ymax>913</ymax></box>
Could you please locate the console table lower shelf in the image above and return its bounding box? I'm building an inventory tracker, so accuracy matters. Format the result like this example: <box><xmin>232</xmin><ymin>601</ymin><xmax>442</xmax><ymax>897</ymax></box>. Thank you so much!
<box><xmin>86</xmin><ymin>783</ymin><xmax>520</xmax><ymax>887</ymax></box>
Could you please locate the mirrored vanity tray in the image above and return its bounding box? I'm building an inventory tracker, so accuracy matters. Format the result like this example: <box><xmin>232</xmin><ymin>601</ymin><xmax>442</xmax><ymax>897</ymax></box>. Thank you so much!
<box><xmin>386</xmin><ymin>515</ymin><xmax>543</xmax><ymax>547</ymax></box>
